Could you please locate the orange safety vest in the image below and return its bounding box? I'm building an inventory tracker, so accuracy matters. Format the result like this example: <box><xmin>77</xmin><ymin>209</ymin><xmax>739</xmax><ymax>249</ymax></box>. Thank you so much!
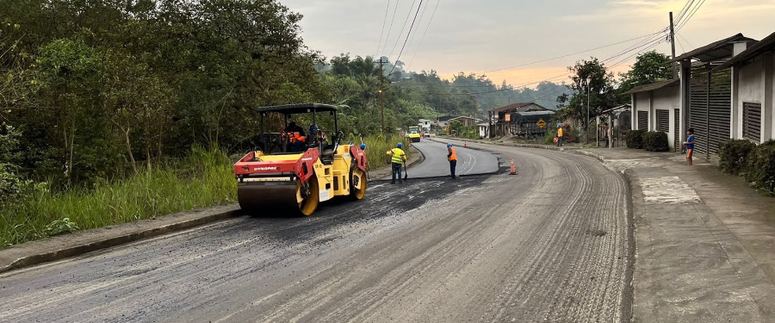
<box><xmin>289</xmin><ymin>132</ymin><xmax>305</xmax><ymax>143</ymax></box>
<box><xmin>448</xmin><ymin>147</ymin><xmax>457</xmax><ymax>161</ymax></box>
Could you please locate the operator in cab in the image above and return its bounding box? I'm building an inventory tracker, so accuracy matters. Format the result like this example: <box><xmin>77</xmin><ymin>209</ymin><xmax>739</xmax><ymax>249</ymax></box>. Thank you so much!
<box><xmin>285</xmin><ymin>121</ymin><xmax>306</xmax><ymax>152</ymax></box>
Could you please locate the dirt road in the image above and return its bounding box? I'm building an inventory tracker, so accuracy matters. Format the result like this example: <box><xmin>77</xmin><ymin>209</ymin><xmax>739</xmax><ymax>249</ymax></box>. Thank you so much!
<box><xmin>0</xmin><ymin>143</ymin><xmax>630</xmax><ymax>323</ymax></box>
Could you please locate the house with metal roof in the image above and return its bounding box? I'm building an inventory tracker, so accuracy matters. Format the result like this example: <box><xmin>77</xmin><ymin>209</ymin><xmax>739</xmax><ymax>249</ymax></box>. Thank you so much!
<box><xmin>626</xmin><ymin>33</ymin><xmax>758</xmax><ymax>155</ymax></box>
<box><xmin>487</xmin><ymin>103</ymin><xmax>548</xmax><ymax>137</ymax></box>
<box><xmin>713</xmin><ymin>31</ymin><xmax>775</xmax><ymax>144</ymax></box>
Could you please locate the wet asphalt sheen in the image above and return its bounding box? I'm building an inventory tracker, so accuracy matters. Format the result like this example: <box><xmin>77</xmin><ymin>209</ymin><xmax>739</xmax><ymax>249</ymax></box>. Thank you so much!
<box><xmin>0</xmin><ymin>144</ymin><xmax>631</xmax><ymax>323</ymax></box>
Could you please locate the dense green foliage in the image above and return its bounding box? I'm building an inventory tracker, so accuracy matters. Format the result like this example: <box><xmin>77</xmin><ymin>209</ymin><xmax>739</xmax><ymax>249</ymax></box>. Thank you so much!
<box><xmin>555</xmin><ymin>58</ymin><xmax>620</xmax><ymax>124</ymax></box>
<box><xmin>618</xmin><ymin>51</ymin><xmax>674</xmax><ymax>94</ymax></box>
<box><xmin>0</xmin><ymin>147</ymin><xmax>235</xmax><ymax>247</ymax></box>
<box><xmin>719</xmin><ymin>140</ymin><xmax>757</xmax><ymax>176</ymax></box>
<box><xmin>642</xmin><ymin>131</ymin><xmax>669</xmax><ymax>152</ymax></box>
<box><xmin>745</xmin><ymin>141</ymin><xmax>775</xmax><ymax>195</ymax></box>
<box><xmin>626</xmin><ymin>130</ymin><xmax>646</xmax><ymax>149</ymax></box>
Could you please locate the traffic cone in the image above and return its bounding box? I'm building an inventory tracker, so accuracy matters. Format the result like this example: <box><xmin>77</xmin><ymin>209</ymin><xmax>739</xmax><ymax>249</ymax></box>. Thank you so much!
<box><xmin>464</xmin><ymin>141</ymin><xmax>467</xmax><ymax>147</ymax></box>
<box><xmin>510</xmin><ymin>158</ymin><xmax>518</xmax><ymax>175</ymax></box>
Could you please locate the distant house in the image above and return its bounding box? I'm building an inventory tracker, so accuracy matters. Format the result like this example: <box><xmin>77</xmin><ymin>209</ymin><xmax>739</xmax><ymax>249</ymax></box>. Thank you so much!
<box><xmin>449</xmin><ymin>116</ymin><xmax>477</xmax><ymax>127</ymax></box>
<box><xmin>477</xmin><ymin>123</ymin><xmax>490</xmax><ymax>138</ymax></box>
<box><xmin>623</xmin><ymin>79</ymin><xmax>680</xmax><ymax>150</ymax></box>
<box><xmin>488</xmin><ymin>103</ymin><xmax>548</xmax><ymax>137</ymax></box>
<box><xmin>436</xmin><ymin>115</ymin><xmax>457</xmax><ymax>129</ymax></box>
<box><xmin>418</xmin><ymin>119</ymin><xmax>432</xmax><ymax>131</ymax></box>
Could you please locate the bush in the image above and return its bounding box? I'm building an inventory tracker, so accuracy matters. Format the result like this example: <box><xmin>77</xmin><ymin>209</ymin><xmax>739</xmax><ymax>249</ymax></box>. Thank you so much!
<box><xmin>719</xmin><ymin>140</ymin><xmax>757</xmax><ymax>176</ymax></box>
<box><xmin>746</xmin><ymin>140</ymin><xmax>775</xmax><ymax>195</ymax></box>
<box><xmin>626</xmin><ymin>129</ymin><xmax>647</xmax><ymax>149</ymax></box>
<box><xmin>642</xmin><ymin>131</ymin><xmax>670</xmax><ymax>152</ymax></box>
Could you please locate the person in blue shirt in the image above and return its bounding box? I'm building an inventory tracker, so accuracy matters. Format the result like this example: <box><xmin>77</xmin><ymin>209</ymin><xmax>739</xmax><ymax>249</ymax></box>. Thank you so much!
<box><xmin>683</xmin><ymin>128</ymin><xmax>695</xmax><ymax>166</ymax></box>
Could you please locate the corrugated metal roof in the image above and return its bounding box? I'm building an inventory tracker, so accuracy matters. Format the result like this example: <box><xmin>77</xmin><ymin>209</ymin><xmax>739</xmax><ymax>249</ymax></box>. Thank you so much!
<box><xmin>714</xmin><ymin>31</ymin><xmax>775</xmax><ymax>71</ymax></box>
<box><xmin>669</xmin><ymin>33</ymin><xmax>756</xmax><ymax>63</ymax></box>
<box><xmin>622</xmin><ymin>79</ymin><xmax>679</xmax><ymax>95</ymax></box>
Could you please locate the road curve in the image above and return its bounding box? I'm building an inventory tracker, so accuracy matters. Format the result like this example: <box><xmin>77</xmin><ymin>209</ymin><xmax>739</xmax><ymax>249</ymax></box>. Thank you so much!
<box><xmin>0</xmin><ymin>143</ymin><xmax>630</xmax><ymax>323</ymax></box>
<box><xmin>384</xmin><ymin>140</ymin><xmax>499</xmax><ymax>179</ymax></box>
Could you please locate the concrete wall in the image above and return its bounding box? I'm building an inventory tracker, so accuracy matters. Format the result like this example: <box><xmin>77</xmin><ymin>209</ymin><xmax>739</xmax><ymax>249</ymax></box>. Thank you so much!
<box><xmin>653</xmin><ymin>86</ymin><xmax>680</xmax><ymax>150</ymax></box>
<box><xmin>634</xmin><ymin>93</ymin><xmax>651</xmax><ymax>131</ymax></box>
<box><xmin>732</xmin><ymin>53</ymin><xmax>774</xmax><ymax>143</ymax></box>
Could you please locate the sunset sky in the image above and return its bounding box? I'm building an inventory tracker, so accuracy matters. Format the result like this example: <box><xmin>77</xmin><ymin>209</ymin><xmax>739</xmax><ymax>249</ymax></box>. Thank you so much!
<box><xmin>279</xmin><ymin>0</ymin><xmax>774</xmax><ymax>87</ymax></box>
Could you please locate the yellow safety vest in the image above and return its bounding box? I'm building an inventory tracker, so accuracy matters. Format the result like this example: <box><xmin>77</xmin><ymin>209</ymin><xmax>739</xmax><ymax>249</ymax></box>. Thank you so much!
<box><xmin>390</xmin><ymin>148</ymin><xmax>405</xmax><ymax>164</ymax></box>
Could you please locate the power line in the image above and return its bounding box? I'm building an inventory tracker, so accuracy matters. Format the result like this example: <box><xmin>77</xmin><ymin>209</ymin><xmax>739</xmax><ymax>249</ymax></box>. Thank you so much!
<box><xmin>387</xmin><ymin>0</ymin><xmax>418</xmax><ymax>61</ymax></box>
<box><xmin>677</xmin><ymin>0</ymin><xmax>707</xmax><ymax>31</ymax></box>
<box><xmin>485</xmin><ymin>31</ymin><xmax>664</xmax><ymax>73</ymax></box>
<box><xmin>675</xmin><ymin>0</ymin><xmax>695</xmax><ymax>23</ymax></box>
<box><xmin>677</xmin><ymin>32</ymin><xmax>694</xmax><ymax>49</ymax></box>
<box><xmin>405</xmin><ymin>0</ymin><xmax>440</xmax><ymax>71</ymax></box>
<box><xmin>675</xmin><ymin>34</ymin><xmax>686</xmax><ymax>53</ymax></box>
<box><xmin>389</xmin><ymin>0</ymin><xmax>424</xmax><ymax>75</ymax></box>
<box><xmin>380</xmin><ymin>0</ymin><xmax>402</xmax><ymax>56</ymax></box>
<box><xmin>374</xmin><ymin>0</ymin><xmax>392</xmax><ymax>57</ymax></box>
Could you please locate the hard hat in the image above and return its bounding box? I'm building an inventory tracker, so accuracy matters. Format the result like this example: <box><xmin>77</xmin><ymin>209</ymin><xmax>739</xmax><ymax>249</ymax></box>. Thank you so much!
<box><xmin>360</xmin><ymin>143</ymin><xmax>366</xmax><ymax>150</ymax></box>
<box><xmin>397</xmin><ymin>142</ymin><xmax>403</xmax><ymax>148</ymax></box>
<box><xmin>447</xmin><ymin>143</ymin><xmax>452</xmax><ymax>147</ymax></box>
<box><xmin>557</xmin><ymin>123</ymin><xmax>562</xmax><ymax>127</ymax></box>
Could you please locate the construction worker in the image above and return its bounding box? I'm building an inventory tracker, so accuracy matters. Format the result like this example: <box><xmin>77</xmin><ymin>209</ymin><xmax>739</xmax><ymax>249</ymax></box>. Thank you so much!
<box><xmin>557</xmin><ymin>124</ymin><xmax>564</xmax><ymax>147</ymax></box>
<box><xmin>386</xmin><ymin>142</ymin><xmax>407</xmax><ymax>184</ymax></box>
<box><xmin>447</xmin><ymin>143</ymin><xmax>457</xmax><ymax>179</ymax></box>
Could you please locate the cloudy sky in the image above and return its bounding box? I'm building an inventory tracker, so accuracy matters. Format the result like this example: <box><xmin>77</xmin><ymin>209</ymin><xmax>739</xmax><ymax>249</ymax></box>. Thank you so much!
<box><xmin>280</xmin><ymin>0</ymin><xmax>774</xmax><ymax>87</ymax></box>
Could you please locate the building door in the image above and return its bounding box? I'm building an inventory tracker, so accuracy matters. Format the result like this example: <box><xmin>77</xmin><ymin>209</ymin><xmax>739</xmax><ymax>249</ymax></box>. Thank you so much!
<box><xmin>688</xmin><ymin>66</ymin><xmax>731</xmax><ymax>156</ymax></box>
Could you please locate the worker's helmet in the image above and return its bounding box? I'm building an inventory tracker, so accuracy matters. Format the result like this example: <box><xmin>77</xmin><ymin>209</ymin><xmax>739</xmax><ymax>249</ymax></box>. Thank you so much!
<box><xmin>447</xmin><ymin>143</ymin><xmax>452</xmax><ymax>147</ymax></box>
<box><xmin>557</xmin><ymin>123</ymin><xmax>562</xmax><ymax>128</ymax></box>
<box><xmin>360</xmin><ymin>143</ymin><xmax>366</xmax><ymax>150</ymax></box>
<box><xmin>397</xmin><ymin>142</ymin><xmax>403</xmax><ymax>148</ymax></box>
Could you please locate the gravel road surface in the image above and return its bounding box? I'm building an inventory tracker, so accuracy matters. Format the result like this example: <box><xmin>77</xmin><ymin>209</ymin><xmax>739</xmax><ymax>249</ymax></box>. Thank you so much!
<box><xmin>383</xmin><ymin>141</ymin><xmax>499</xmax><ymax>180</ymax></box>
<box><xmin>0</xmin><ymin>143</ymin><xmax>630</xmax><ymax>323</ymax></box>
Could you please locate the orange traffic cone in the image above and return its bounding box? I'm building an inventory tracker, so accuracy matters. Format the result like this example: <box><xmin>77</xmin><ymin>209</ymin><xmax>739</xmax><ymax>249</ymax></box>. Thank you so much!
<box><xmin>510</xmin><ymin>158</ymin><xmax>518</xmax><ymax>175</ymax></box>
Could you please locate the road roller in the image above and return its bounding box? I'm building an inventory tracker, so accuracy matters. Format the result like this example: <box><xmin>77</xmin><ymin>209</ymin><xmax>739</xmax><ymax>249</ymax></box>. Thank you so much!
<box><xmin>234</xmin><ymin>103</ymin><xmax>368</xmax><ymax>216</ymax></box>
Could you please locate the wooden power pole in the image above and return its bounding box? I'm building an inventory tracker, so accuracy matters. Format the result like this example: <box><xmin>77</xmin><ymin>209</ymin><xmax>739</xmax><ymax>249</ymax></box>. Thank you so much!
<box><xmin>669</xmin><ymin>12</ymin><xmax>677</xmax><ymax>78</ymax></box>
<box><xmin>377</xmin><ymin>57</ymin><xmax>387</xmax><ymax>134</ymax></box>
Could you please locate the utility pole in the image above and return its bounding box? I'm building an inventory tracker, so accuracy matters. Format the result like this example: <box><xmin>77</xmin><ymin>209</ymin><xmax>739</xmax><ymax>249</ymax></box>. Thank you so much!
<box><xmin>586</xmin><ymin>77</ymin><xmax>591</xmax><ymax>145</ymax></box>
<box><xmin>669</xmin><ymin>12</ymin><xmax>677</xmax><ymax>78</ymax></box>
<box><xmin>376</xmin><ymin>57</ymin><xmax>387</xmax><ymax>134</ymax></box>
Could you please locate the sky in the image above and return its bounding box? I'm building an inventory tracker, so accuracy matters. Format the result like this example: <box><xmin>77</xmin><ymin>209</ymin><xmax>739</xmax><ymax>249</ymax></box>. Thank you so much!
<box><xmin>279</xmin><ymin>0</ymin><xmax>775</xmax><ymax>88</ymax></box>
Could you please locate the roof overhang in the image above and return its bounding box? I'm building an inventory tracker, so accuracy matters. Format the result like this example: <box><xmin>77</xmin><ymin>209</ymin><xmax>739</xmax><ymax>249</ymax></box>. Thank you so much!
<box><xmin>257</xmin><ymin>103</ymin><xmax>338</xmax><ymax>114</ymax></box>
<box><xmin>714</xmin><ymin>31</ymin><xmax>775</xmax><ymax>71</ymax></box>
<box><xmin>622</xmin><ymin>79</ymin><xmax>679</xmax><ymax>95</ymax></box>
<box><xmin>669</xmin><ymin>33</ymin><xmax>757</xmax><ymax>64</ymax></box>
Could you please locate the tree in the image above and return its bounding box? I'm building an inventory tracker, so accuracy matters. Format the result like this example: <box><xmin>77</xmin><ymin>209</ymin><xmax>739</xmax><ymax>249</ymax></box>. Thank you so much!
<box><xmin>619</xmin><ymin>51</ymin><xmax>673</xmax><ymax>94</ymax></box>
<box><xmin>555</xmin><ymin>58</ymin><xmax>618</xmax><ymax>125</ymax></box>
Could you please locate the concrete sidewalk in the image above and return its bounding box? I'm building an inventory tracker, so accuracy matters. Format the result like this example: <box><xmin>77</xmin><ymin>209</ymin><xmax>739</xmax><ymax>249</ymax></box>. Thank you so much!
<box><xmin>584</xmin><ymin>148</ymin><xmax>775</xmax><ymax>322</ymax></box>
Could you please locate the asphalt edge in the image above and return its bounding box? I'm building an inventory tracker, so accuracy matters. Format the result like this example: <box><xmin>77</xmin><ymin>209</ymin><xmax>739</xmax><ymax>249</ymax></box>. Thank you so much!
<box><xmin>0</xmin><ymin>205</ymin><xmax>241</xmax><ymax>275</ymax></box>
<box><xmin>369</xmin><ymin>144</ymin><xmax>426</xmax><ymax>181</ymax></box>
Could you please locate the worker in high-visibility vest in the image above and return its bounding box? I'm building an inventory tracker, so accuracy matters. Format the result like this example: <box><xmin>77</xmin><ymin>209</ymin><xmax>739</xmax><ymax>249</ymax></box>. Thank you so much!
<box><xmin>556</xmin><ymin>124</ymin><xmax>564</xmax><ymax>147</ymax></box>
<box><xmin>386</xmin><ymin>142</ymin><xmax>407</xmax><ymax>184</ymax></box>
<box><xmin>447</xmin><ymin>143</ymin><xmax>458</xmax><ymax>179</ymax></box>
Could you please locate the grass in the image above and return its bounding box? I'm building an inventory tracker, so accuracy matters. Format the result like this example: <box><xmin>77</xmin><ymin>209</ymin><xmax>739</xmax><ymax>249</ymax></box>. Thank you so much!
<box><xmin>0</xmin><ymin>147</ymin><xmax>236</xmax><ymax>248</ymax></box>
<box><xmin>356</xmin><ymin>134</ymin><xmax>412</xmax><ymax>170</ymax></box>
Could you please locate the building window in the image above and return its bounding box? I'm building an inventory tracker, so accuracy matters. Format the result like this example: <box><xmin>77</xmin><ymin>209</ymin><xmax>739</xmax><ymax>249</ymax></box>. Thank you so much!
<box><xmin>637</xmin><ymin>111</ymin><xmax>648</xmax><ymax>130</ymax></box>
<box><xmin>743</xmin><ymin>102</ymin><xmax>761</xmax><ymax>141</ymax></box>
<box><xmin>656</xmin><ymin>110</ymin><xmax>669</xmax><ymax>132</ymax></box>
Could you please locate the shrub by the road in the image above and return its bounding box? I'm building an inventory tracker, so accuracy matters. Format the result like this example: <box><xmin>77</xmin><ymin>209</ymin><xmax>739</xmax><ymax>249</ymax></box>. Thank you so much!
<box><xmin>719</xmin><ymin>140</ymin><xmax>757</xmax><ymax>176</ymax></box>
<box><xmin>642</xmin><ymin>131</ymin><xmax>669</xmax><ymax>152</ymax></box>
<box><xmin>626</xmin><ymin>129</ymin><xmax>646</xmax><ymax>149</ymax></box>
<box><xmin>356</xmin><ymin>134</ymin><xmax>410</xmax><ymax>170</ymax></box>
<box><xmin>0</xmin><ymin>147</ymin><xmax>236</xmax><ymax>247</ymax></box>
<box><xmin>746</xmin><ymin>141</ymin><xmax>775</xmax><ymax>195</ymax></box>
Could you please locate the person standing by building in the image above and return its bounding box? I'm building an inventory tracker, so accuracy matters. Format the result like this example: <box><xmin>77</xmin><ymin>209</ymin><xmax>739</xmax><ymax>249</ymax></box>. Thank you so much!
<box><xmin>447</xmin><ymin>143</ymin><xmax>457</xmax><ymax>179</ymax></box>
<box><xmin>386</xmin><ymin>142</ymin><xmax>407</xmax><ymax>184</ymax></box>
<box><xmin>683</xmin><ymin>128</ymin><xmax>695</xmax><ymax>166</ymax></box>
<box><xmin>557</xmin><ymin>124</ymin><xmax>564</xmax><ymax>147</ymax></box>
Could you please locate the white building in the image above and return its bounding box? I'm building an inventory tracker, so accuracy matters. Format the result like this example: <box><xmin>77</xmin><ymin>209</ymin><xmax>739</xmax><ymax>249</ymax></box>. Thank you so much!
<box><xmin>418</xmin><ymin>119</ymin><xmax>432</xmax><ymax>132</ymax></box>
